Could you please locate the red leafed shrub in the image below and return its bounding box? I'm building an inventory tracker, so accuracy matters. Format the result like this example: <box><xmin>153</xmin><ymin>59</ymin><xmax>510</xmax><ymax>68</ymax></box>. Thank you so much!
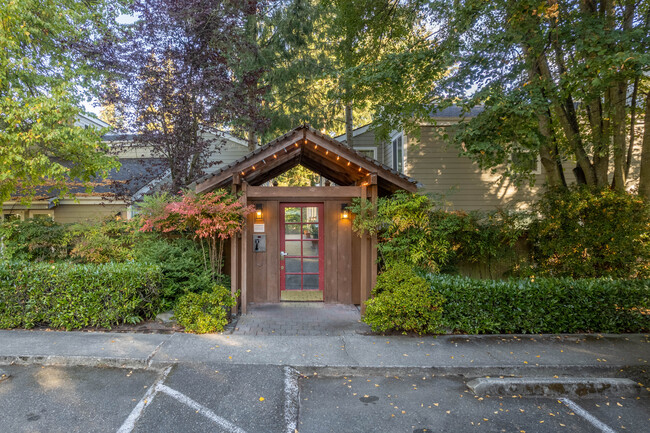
<box><xmin>140</xmin><ymin>190</ymin><xmax>253</xmax><ymax>280</ymax></box>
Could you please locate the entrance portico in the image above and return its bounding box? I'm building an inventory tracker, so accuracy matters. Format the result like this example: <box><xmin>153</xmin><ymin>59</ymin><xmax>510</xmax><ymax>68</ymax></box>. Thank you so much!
<box><xmin>196</xmin><ymin>125</ymin><xmax>419</xmax><ymax>314</ymax></box>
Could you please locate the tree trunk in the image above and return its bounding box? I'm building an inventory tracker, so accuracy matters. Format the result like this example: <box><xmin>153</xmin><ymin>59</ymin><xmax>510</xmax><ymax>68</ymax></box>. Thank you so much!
<box><xmin>638</xmin><ymin>92</ymin><xmax>650</xmax><ymax>199</ymax></box>
<box><xmin>345</xmin><ymin>102</ymin><xmax>354</xmax><ymax>147</ymax></box>
<box><xmin>248</xmin><ymin>127</ymin><xmax>256</xmax><ymax>152</ymax></box>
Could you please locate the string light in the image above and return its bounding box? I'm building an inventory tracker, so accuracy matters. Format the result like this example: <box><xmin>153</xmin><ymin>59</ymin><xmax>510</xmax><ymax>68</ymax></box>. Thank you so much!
<box><xmin>325</xmin><ymin>151</ymin><xmax>329</xmax><ymax>155</ymax></box>
<box><xmin>295</xmin><ymin>142</ymin><xmax>299</xmax><ymax>147</ymax></box>
<box><xmin>252</xmin><ymin>165</ymin><xmax>256</xmax><ymax>170</ymax></box>
<box><xmin>314</xmin><ymin>144</ymin><xmax>318</xmax><ymax>150</ymax></box>
<box><xmin>347</xmin><ymin>161</ymin><xmax>350</xmax><ymax>166</ymax></box>
<box><xmin>241</xmin><ymin>171</ymin><xmax>245</xmax><ymax>176</ymax></box>
<box><xmin>336</xmin><ymin>156</ymin><xmax>340</xmax><ymax>161</ymax></box>
<box><xmin>274</xmin><ymin>154</ymin><xmax>277</xmax><ymax>159</ymax></box>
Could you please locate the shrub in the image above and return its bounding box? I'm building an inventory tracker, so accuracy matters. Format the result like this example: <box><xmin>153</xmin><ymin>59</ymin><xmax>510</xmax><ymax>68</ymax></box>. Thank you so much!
<box><xmin>69</xmin><ymin>219</ymin><xmax>137</xmax><ymax>264</ymax></box>
<box><xmin>529</xmin><ymin>186</ymin><xmax>650</xmax><ymax>278</ymax></box>
<box><xmin>132</xmin><ymin>235</ymin><xmax>216</xmax><ymax>308</ymax></box>
<box><xmin>350</xmin><ymin>191</ymin><xmax>527</xmax><ymax>275</ymax></box>
<box><xmin>174</xmin><ymin>284</ymin><xmax>236</xmax><ymax>333</ymax></box>
<box><xmin>0</xmin><ymin>218</ymin><xmax>71</xmax><ymax>261</ymax></box>
<box><xmin>0</xmin><ymin>261</ymin><xmax>162</xmax><ymax>330</ymax></box>
<box><xmin>363</xmin><ymin>263</ymin><xmax>445</xmax><ymax>334</ymax></box>
<box><xmin>427</xmin><ymin>274</ymin><xmax>650</xmax><ymax>334</ymax></box>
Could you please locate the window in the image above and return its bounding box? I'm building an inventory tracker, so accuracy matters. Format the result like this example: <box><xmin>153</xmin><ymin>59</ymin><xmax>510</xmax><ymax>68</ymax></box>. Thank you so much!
<box><xmin>1</xmin><ymin>213</ymin><xmax>22</xmax><ymax>222</ymax></box>
<box><xmin>354</xmin><ymin>146</ymin><xmax>378</xmax><ymax>160</ymax></box>
<box><xmin>28</xmin><ymin>210</ymin><xmax>54</xmax><ymax>220</ymax></box>
<box><xmin>511</xmin><ymin>150</ymin><xmax>542</xmax><ymax>175</ymax></box>
<box><xmin>392</xmin><ymin>135</ymin><xmax>404</xmax><ymax>172</ymax></box>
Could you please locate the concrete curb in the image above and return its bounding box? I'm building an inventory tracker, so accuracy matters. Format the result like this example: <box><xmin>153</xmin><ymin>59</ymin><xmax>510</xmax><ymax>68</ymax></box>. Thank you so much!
<box><xmin>467</xmin><ymin>377</ymin><xmax>644</xmax><ymax>398</ymax></box>
<box><xmin>0</xmin><ymin>355</ymin><xmax>168</xmax><ymax>371</ymax></box>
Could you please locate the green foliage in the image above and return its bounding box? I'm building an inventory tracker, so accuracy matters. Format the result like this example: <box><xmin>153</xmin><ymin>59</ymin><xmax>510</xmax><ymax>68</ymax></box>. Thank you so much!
<box><xmin>0</xmin><ymin>218</ymin><xmax>71</xmax><ymax>261</ymax></box>
<box><xmin>68</xmin><ymin>218</ymin><xmax>138</xmax><ymax>264</ymax></box>
<box><xmin>174</xmin><ymin>284</ymin><xmax>236</xmax><ymax>334</ymax></box>
<box><xmin>132</xmin><ymin>234</ymin><xmax>219</xmax><ymax>309</ymax></box>
<box><xmin>350</xmin><ymin>191</ymin><xmax>525</xmax><ymax>274</ymax></box>
<box><xmin>363</xmin><ymin>263</ymin><xmax>445</xmax><ymax>334</ymax></box>
<box><xmin>427</xmin><ymin>274</ymin><xmax>650</xmax><ymax>334</ymax></box>
<box><xmin>0</xmin><ymin>0</ymin><xmax>123</xmax><ymax>204</ymax></box>
<box><xmin>273</xmin><ymin>166</ymin><xmax>321</xmax><ymax>186</ymax></box>
<box><xmin>529</xmin><ymin>187</ymin><xmax>650</xmax><ymax>278</ymax></box>
<box><xmin>0</xmin><ymin>261</ymin><xmax>161</xmax><ymax>330</ymax></box>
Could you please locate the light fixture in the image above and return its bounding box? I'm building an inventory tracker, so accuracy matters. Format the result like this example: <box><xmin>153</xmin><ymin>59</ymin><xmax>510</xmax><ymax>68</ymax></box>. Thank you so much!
<box><xmin>255</xmin><ymin>203</ymin><xmax>263</xmax><ymax>220</ymax></box>
<box><xmin>341</xmin><ymin>203</ymin><xmax>349</xmax><ymax>220</ymax></box>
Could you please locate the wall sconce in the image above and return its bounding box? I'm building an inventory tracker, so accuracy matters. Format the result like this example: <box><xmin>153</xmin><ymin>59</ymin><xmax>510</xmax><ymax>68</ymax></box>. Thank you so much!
<box><xmin>255</xmin><ymin>203</ymin><xmax>263</xmax><ymax>220</ymax></box>
<box><xmin>341</xmin><ymin>203</ymin><xmax>349</xmax><ymax>220</ymax></box>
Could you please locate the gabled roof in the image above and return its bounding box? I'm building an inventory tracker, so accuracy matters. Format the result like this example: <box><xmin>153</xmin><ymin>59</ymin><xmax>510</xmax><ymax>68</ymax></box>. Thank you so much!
<box><xmin>196</xmin><ymin>125</ymin><xmax>419</xmax><ymax>195</ymax></box>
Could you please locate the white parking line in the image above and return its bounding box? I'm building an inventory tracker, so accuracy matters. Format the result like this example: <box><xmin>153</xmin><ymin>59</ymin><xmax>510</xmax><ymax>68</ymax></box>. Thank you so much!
<box><xmin>117</xmin><ymin>366</ymin><xmax>172</xmax><ymax>433</ymax></box>
<box><xmin>560</xmin><ymin>398</ymin><xmax>616</xmax><ymax>433</ymax></box>
<box><xmin>284</xmin><ymin>366</ymin><xmax>299</xmax><ymax>433</ymax></box>
<box><xmin>158</xmin><ymin>384</ymin><xmax>249</xmax><ymax>433</ymax></box>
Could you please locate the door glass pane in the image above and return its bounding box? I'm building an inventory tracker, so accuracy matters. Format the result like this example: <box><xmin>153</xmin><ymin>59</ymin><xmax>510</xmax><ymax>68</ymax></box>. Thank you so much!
<box><xmin>303</xmin><ymin>274</ymin><xmax>319</xmax><ymax>290</ymax></box>
<box><xmin>285</xmin><ymin>224</ymin><xmax>301</xmax><ymax>239</ymax></box>
<box><xmin>285</xmin><ymin>207</ymin><xmax>301</xmax><ymax>223</ymax></box>
<box><xmin>302</xmin><ymin>207</ymin><xmax>318</xmax><ymax>223</ymax></box>
<box><xmin>303</xmin><ymin>258</ymin><xmax>318</xmax><ymax>273</ymax></box>
<box><xmin>285</xmin><ymin>258</ymin><xmax>301</xmax><ymax>273</ymax></box>
<box><xmin>302</xmin><ymin>224</ymin><xmax>319</xmax><ymax>240</ymax></box>
<box><xmin>285</xmin><ymin>241</ymin><xmax>301</xmax><ymax>256</ymax></box>
<box><xmin>303</xmin><ymin>241</ymin><xmax>319</xmax><ymax>256</ymax></box>
<box><xmin>285</xmin><ymin>274</ymin><xmax>301</xmax><ymax>290</ymax></box>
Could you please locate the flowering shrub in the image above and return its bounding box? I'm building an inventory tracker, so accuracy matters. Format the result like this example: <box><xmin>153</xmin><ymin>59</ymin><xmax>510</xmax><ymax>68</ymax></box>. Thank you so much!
<box><xmin>140</xmin><ymin>190</ymin><xmax>253</xmax><ymax>279</ymax></box>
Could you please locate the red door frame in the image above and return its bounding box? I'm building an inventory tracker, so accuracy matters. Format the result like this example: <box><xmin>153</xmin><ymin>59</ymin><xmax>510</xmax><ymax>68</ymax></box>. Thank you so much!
<box><xmin>279</xmin><ymin>203</ymin><xmax>325</xmax><ymax>292</ymax></box>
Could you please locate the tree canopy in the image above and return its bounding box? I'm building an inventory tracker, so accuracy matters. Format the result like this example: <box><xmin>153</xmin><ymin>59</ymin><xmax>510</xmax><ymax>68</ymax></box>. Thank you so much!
<box><xmin>0</xmin><ymin>0</ymin><xmax>123</xmax><ymax>205</ymax></box>
<box><xmin>429</xmin><ymin>0</ymin><xmax>650</xmax><ymax>192</ymax></box>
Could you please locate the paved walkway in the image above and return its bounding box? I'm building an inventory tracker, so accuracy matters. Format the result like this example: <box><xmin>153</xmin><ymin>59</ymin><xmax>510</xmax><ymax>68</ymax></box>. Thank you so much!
<box><xmin>232</xmin><ymin>302</ymin><xmax>370</xmax><ymax>336</ymax></box>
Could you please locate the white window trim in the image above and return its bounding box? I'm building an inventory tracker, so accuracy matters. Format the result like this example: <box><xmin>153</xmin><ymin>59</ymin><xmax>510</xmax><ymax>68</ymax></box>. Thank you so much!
<box><xmin>391</xmin><ymin>133</ymin><xmax>405</xmax><ymax>172</ymax></box>
<box><xmin>354</xmin><ymin>146</ymin><xmax>378</xmax><ymax>160</ymax></box>
<box><xmin>1</xmin><ymin>211</ymin><xmax>25</xmax><ymax>221</ymax></box>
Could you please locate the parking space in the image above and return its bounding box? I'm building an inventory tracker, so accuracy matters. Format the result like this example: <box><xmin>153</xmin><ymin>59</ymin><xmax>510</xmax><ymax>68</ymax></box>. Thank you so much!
<box><xmin>298</xmin><ymin>373</ymin><xmax>650</xmax><ymax>433</ymax></box>
<box><xmin>0</xmin><ymin>364</ymin><xmax>647</xmax><ymax>433</ymax></box>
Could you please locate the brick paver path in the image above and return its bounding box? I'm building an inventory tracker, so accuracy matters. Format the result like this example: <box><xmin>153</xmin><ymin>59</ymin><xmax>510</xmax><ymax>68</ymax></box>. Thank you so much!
<box><xmin>231</xmin><ymin>303</ymin><xmax>370</xmax><ymax>336</ymax></box>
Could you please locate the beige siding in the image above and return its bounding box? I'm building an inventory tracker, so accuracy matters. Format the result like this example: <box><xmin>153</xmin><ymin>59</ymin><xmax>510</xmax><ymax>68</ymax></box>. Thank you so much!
<box><xmin>53</xmin><ymin>203</ymin><xmax>128</xmax><ymax>224</ymax></box>
<box><xmin>407</xmin><ymin>126</ymin><xmax>546</xmax><ymax>211</ymax></box>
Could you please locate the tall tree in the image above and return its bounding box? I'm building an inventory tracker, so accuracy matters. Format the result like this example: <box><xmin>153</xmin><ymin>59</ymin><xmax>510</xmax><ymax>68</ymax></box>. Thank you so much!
<box><xmin>257</xmin><ymin>0</ymin><xmax>445</xmax><ymax>143</ymax></box>
<box><xmin>0</xmin><ymin>0</ymin><xmax>123</xmax><ymax>205</ymax></box>
<box><xmin>100</xmin><ymin>0</ymin><xmax>266</xmax><ymax>192</ymax></box>
<box><xmin>430</xmin><ymin>0</ymin><xmax>649</xmax><ymax>189</ymax></box>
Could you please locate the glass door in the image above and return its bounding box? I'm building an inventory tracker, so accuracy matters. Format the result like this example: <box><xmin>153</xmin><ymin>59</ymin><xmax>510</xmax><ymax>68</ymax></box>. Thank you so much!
<box><xmin>280</xmin><ymin>203</ymin><xmax>324</xmax><ymax>293</ymax></box>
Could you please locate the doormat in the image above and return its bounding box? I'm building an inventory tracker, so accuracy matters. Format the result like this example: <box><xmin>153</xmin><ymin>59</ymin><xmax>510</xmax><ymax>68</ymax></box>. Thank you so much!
<box><xmin>281</xmin><ymin>291</ymin><xmax>324</xmax><ymax>302</ymax></box>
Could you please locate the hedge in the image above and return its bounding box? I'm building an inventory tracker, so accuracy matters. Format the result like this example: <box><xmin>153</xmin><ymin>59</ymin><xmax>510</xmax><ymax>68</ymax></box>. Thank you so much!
<box><xmin>426</xmin><ymin>275</ymin><xmax>650</xmax><ymax>334</ymax></box>
<box><xmin>0</xmin><ymin>261</ymin><xmax>162</xmax><ymax>330</ymax></box>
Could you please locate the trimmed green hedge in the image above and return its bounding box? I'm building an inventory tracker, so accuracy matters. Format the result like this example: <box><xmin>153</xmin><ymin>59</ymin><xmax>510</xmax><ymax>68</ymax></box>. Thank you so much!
<box><xmin>364</xmin><ymin>263</ymin><xmax>445</xmax><ymax>334</ymax></box>
<box><xmin>427</xmin><ymin>275</ymin><xmax>650</xmax><ymax>334</ymax></box>
<box><xmin>0</xmin><ymin>261</ymin><xmax>162</xmax><ymax>330</ymax></box>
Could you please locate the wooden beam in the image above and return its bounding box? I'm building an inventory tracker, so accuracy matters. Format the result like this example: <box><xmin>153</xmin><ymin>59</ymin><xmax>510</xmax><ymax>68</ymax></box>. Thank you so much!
<box><xmin>240</xmin><ymin>182</ymin><xmax>248</xmax><ymax>314</ymax></box>
<box><xmin>369</xmin><ymin>183</ymin><xmax>378</xmax><ymax>297</ymax></box>
<box><xmin>359</xmin><ymin>185</ymin><xmax>369</xmax><ymax>314</ymax></box>
<box><xmin>247</xmin><ymin>186</ymin><xmax>362</xmax><ymax>199</ymax></box>
<box><xmin>301</xmin><ymin>149</ymin><xmax>359</xmax><ymax>185</ymax></box>
<box><xmin>231</xmin><ymin>180</ymin><xmax>240</xmax><ymax>315</ymax></box>
<box><xmin>305</xmin><ymin>131</ymin><xmax>418</xmax><ymax>192</ymax></box>
<box><xmin>196</xmin><ymin>131</ymin><xmax>302</xmax><ymax>193</ymax></box>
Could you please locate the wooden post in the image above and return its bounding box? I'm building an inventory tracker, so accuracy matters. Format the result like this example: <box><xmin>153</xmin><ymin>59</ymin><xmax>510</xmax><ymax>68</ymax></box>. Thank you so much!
<box><xmin>369</xmin><ymin>174</ymin><xmax>378</xmax><ymax>294</ymax></box>
<box><xmin>360</xmin><ymin>185</ymin><xmax>369</xmax><ymax>314</ymax></box>
<box><xmin>241</xmin><ymin>181</ymin><xmax>248</xmax><ymax>315</ymax></box>
<box><xmin>231</xmin><ymin>175</ymin><xmax>241</xmax><ymax>315</ymax></box>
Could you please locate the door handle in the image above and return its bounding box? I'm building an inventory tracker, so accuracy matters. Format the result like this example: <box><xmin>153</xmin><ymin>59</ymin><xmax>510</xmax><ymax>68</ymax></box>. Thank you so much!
<box><xmin>280</xmin><ymin>251</ymin><xmax>288</xmax><ymax>261</ymax></box>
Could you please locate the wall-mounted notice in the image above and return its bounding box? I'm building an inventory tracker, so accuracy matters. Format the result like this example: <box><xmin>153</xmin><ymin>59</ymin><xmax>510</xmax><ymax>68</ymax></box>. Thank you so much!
<box><xmin>254</xmin><ymin>224</ymin><xmax>265</xmax><ymax>233</ymax></box>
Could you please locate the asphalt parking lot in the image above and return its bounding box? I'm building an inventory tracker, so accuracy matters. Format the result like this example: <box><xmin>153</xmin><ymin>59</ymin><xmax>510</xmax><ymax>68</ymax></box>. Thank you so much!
<box><xmin>0</xmin><ymin>364</ymin><xmax>647</xmax><ymax>433</ymax></box>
